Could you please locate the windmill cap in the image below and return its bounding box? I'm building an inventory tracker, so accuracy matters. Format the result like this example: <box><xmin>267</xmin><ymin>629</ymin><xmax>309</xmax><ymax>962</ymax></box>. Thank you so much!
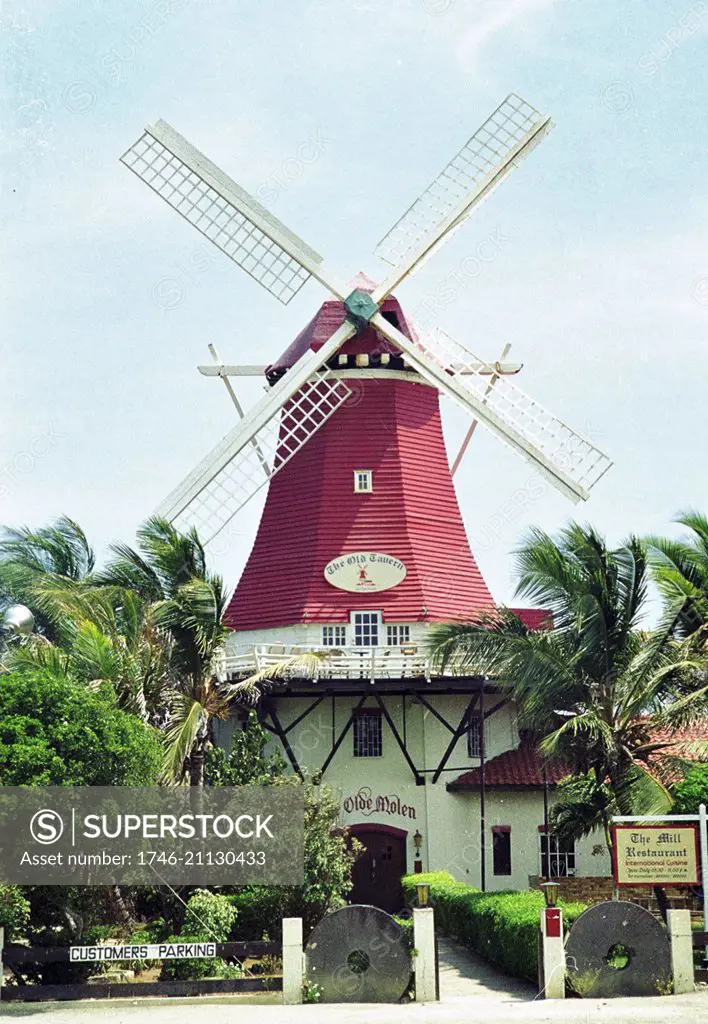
<box><xmin>265</xmin><ymin>273</ymin><xmax>418</xmax><ymax>382</ymax></box>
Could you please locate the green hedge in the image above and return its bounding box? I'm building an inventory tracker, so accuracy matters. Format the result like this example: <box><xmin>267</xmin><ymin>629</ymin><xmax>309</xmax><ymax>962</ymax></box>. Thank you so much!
<box><xmin>402</xmin><ymin>872</ymin><xmax>587</xmax><ymax>983</ymax></box>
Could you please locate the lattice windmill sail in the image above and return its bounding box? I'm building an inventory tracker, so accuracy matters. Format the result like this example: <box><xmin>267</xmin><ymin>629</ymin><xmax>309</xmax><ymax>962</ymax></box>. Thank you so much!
<box><xmin>121</xmin><ymin>94</ymin><xmax>612</xmax><ymax>544</ymax></box>
<box><xmin>374</xmin><ymin>93</ymin><xmax>551</xmax><ymax>280</ymax></box>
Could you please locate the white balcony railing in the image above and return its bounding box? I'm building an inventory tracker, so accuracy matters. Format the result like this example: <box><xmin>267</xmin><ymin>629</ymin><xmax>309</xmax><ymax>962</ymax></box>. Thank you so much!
<box><xmin>217</xmin><ymin>643</ymin><xmax>432</xmax><ymax>682</ymax></box>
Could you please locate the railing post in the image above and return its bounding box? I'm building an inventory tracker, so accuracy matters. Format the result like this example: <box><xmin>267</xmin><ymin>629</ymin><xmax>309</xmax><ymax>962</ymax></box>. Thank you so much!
<box><xmin>667</xmin><ymin>909</ymin><xmax>694</xmax><ymax>994</ymax></box>
<box><xmin>282</xmin><ymin>917</ymin><xmax>303</xmax><ymax>1005</ymax></box>
<box><xmin>413</xmin><ymin>907</ymin><xmax>437</xmax><ymax>1002</ymax></box>
<box><xmin>538</xmin><ymin>907</ymin><xmax>565</xmax><ymax>999</ymax></box>
<box><xmin>0</xmin><ymin>925</ymin><xmax>4</xmax><ymax>998</ymax></box>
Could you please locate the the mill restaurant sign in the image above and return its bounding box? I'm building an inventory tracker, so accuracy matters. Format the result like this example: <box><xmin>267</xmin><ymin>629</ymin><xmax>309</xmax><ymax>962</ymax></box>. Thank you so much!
<box><xmin>324</xmin><ymin>552</ymin><xmax>407</xmax><ymax>593</ymax></box>
<box><xmin>612</xmin><ymin>824</ymin><xmax>700</xmax><ymax>886</ymax></box>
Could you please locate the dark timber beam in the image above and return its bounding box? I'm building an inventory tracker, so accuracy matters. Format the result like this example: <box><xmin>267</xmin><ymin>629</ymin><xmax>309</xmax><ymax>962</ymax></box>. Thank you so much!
<box><xmin>431</xmin><ymin>696</ymin><xmax>478</xmax><ymax>784</ymax></box>
<box><xmin>483</xmin><ymin>698</ymin><xmax>507</xmax><ymax>720</ymax></box>
<box><xmin>415</xmin><ymin>695</ymin><xmax>456</xmax><ymax>733</ymax></box>
<box><xmin>283</xmin><ymin>696</ymin><xmax>324</xmax><ymax>734</ymax></box>
<box><xmin>374</xmin><ymin>694</ymin><xmax>424</xmax><ymax>786</ymax></box>
<box><xmin>319</xmin><ymin>694</ymin><xmax>368</xmax><ymax>776</ymax></box>
<box><xmin>267</xmin><ymin>705</ymin><xmax>303</xmax><ymax>779</ymax></box>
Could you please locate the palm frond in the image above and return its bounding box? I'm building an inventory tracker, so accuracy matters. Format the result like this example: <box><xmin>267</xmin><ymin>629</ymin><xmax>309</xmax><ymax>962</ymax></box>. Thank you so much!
<box><xmin>161</xmin><ymin>696</ymin><xmax>206</xmax><ymax>784</ymax></box>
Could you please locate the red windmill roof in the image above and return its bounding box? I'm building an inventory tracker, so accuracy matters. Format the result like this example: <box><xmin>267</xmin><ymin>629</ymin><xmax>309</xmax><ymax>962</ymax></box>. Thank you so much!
<box><xmin>267</xmin><ymin>273</ymin><xmax>409</xmax><ymax>378</ymax></box>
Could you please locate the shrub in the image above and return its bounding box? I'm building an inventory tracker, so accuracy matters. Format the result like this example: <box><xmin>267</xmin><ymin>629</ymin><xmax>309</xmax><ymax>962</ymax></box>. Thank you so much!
<box><xmin>402</xmin><ymin>872</ymin><xmax>587</xmax><ymax>983</ymax></box>
<box><xmin>392</xmin><ymin>912</ymin><xmax>414</xmax><ymax>949</ymax></box>
<box><xmin>160</xmin><ymin>889</ymin><xmax>239</xmax><ymax>981</ymax></box>
<box><xmin>0</xmin><ymin>669</ymin><xmax>161</xmax><ymax>785</ymax></box>
<box><xmin>0</xmin><ymin>884</ymin><xmax>30</xmax><ymax>941</ymax></box>
<box><xmin>159</xmin><ymin>935</ymin><xmax>243</xmax><ymax>981</ymax></box>
<box><xmin>673</xmin><ymin>764</ymin><xmax>708</xmax><ymax>814</ymax></box>
<box><xmin>180</xmin><ymin>889</ymin><xmax>237</xmax><ymax>941</ymax></box>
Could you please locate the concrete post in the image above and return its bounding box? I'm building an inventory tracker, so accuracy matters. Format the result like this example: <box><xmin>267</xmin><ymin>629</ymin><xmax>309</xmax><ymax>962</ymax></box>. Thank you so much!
<box><xmin>539</xmin><ymin>907</ymin><xmax>565</xmax><ymax>999</ymax></box>
<box><xmin>413</xmin><ymin>907</ymin><xmax>437</xmax><ymax>1003</ymax></box>
<box><xmin>282</xmin><ymin>917</ymin><xmax>303</xmax><ymax>1005</ymax></box>
<box><xmin>667</xmin><ymin>908</ymin><xmax>694</xmax><ymax>995</ymax></box>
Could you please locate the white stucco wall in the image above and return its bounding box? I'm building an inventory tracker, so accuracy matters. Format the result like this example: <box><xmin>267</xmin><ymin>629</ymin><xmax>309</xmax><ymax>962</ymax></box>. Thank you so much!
<box><xmin>214</xmin><ymin>692</ymin><xmax>612</xmax><ymax>889</ymax></box>
<box><xmin>224</xmin><ymin>621</ymin><xmax>432</xmax><ymax>658</ymax></box>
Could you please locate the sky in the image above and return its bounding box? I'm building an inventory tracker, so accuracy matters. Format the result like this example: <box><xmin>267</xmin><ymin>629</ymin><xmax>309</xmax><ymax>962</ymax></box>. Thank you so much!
<box><xmin>2</xmin><ymin>0</ymin><xmax>708</xmax><ymax>609</ymax></box>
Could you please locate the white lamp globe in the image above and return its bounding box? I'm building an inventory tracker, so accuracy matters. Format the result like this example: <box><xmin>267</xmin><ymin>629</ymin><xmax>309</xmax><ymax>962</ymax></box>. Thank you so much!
<box><xmin>3</xmin><ymin>604</ymin><xmax>36</xmax><ymax>634</ymax></box>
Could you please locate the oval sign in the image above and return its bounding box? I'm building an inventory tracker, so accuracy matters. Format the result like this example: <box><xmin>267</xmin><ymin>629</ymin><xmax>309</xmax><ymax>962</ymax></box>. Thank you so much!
<box><xmin>324</xmin><ymin>552</ymin><xmax>407</xmax><ymax>593</ymax></box>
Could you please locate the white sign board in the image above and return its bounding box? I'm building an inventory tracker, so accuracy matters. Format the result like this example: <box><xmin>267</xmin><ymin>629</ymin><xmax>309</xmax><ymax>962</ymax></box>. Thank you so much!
<box><xmin>324</xmin><ymin>552</ymin><xmax>407</xmax><ymax>593</ymax></box>
<box><xmin>70</xmin><ymin>942</ymin><xmax>216</xmax><ymax>962</ymax></box>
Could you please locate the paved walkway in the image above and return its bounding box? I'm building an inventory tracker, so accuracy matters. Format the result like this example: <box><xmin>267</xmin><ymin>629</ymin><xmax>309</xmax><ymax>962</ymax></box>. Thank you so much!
<box><xmin>436</xmin><ymin>934</ymin><xmax>534</xmax><ymax>1002</ymax></box>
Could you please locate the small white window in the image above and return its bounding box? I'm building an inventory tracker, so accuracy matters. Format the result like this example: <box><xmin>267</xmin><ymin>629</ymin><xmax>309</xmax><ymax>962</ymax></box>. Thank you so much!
<box><xmin>322</xmin><ymin>625</ymin><xmax>346</xmax><ymax>647</ymax></box>
<box><xmin>354</xmin><ymin>470</ymin><xmax>373</xmax><ymax>493</ymax></box>
<box><xmin>351</xmin><ymin>611</ymin><xmax>380</xmax><ymax>646</ymax></box>
<box><xmin>386</xmin><ymin>624</ymin><xmax>411</xmax><ymax>646</ymax></box>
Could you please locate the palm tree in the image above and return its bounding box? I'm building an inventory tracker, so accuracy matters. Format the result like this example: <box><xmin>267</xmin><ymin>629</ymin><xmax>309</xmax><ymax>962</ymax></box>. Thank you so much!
<box><xmin>0</xmin><ymin>516</ymin><xmax>94</xmax><ymax>641</ymax></box>
<box><xmin>96</xmin><ymin>517</ymin><xmax>231</xmax><ymax>786</ymax></box>
<box><xmin>5</xmin><ymin>583</ymin><xmax>174</xmax><ymax>725</ymax></box>
<box><xmin>646</xmin><ymin>510</ymin><xmax>708</xmax><ymax>636</ymax></box>
<box><xmin>429</xmin><ymin>523</ymin><xmax>708</xmax><ymax>841</ymax></box>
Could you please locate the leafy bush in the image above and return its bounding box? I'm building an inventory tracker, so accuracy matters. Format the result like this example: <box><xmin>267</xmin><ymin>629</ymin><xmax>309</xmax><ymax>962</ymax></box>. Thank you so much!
<box><xmin>159</xmin><ymin>935</ymin><xmax>243</xmax><ymax>981</ymax></box>
<box><xmin>160</xmin><ymin>889</ymin><xmax>238</xmax><ymax>981</ymax></box>
<box><xmin>180</xmin><ymin>889</ymin><xmax>236</xmax><ymax>941</ymax></box>
<box><xmin>392</xmin><ymin>911</ymin><xmax>414</xmax><ymax>949</ymax></box>
<box><xmin>402</xmin><ymin>872</ymin><xmax>587</xmax><ymax>982</ymax></box>
<box><xmin>0</xmin><ymin>884</ymin><xmax>30</xmax><ymax>940</ymax></box>
<box><xmin>0</xmin><ymin>669</ymin><xmax>161</xmax><ymax>785</ymax></box>
<box><xmin>673</xmin><ymin>764</ymin><xmax>708</xmax><ymax>814</ymax></box>
<box><xmin>205</xmin><ymin>709</ymin><xmax>287</xmax><ymax>785</ymax></box>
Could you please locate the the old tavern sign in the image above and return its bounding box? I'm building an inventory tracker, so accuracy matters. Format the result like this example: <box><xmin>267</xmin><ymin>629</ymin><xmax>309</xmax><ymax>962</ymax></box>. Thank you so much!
<box><xmin>324</xmin><ymin>552</ymin><xmax>407</xmax><ymax>593</ymax></box>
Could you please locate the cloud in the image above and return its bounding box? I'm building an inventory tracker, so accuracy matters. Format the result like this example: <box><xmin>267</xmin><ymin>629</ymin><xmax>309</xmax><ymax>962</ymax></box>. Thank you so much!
<box><xmin>454</xmin><ymin>0</ymin><xmax>555</xmax><ymax>63</ymax></box>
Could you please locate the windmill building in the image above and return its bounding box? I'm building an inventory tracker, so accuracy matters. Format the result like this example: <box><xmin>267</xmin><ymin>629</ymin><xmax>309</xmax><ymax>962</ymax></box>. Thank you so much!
<box><xmin>212</xmin><ymin>280</ymin><xmax>611</xmax><ymax>911</ymax></box>
<box><xmin>121</xmin><ymin>95</ymin><xmax>615</xmax><ymax>911</ymax></box>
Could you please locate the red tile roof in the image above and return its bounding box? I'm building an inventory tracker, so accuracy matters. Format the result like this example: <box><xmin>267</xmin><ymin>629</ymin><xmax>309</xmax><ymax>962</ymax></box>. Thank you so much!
<box><xmin>448</xmin><ymin>724</ymin><xmax>708</xmax><ymax>792</ymax></box>
<box><xmin>447</xmin><ymin>745</ymin><xmax>569</xmax><ymax>790</ymax></box>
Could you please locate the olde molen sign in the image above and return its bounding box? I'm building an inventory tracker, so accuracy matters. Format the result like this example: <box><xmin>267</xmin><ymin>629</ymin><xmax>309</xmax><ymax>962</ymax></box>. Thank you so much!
<box><xmin>342</xmin><ymin>787</ymin><xmax>417</xmax><ymax>820</ymax></box>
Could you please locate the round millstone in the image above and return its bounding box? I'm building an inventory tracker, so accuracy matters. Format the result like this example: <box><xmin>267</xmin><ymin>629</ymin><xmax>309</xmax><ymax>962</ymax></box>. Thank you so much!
<box><xmin>565</xmin><ymin>900</ymin><xmax>672</xmax><ymax>998</ymax></box>
<box><xmin>305</xmin><ymin>904</ymin><xmax>411</xmax><ymax>1003</ymax></box>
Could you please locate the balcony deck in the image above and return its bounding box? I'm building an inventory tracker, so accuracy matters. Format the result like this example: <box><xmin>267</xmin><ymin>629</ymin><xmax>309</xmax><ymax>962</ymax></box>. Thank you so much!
<box><xmin>218</xmin><ymin>642</ymin><xmax>438</xmax><ymax>682</ymax></box>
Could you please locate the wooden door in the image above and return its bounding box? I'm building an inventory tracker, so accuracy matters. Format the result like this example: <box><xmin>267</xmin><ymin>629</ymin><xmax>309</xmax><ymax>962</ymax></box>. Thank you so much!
<box><xmin>349</xmin><ymin>826</ymin><xmax>407</xmax><ymax>915</ymax></box>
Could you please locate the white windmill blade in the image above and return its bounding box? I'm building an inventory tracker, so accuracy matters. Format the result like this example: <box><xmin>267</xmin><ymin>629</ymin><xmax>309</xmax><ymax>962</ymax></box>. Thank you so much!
<box><xmin>121</xmin><ymin>120</ymin><xmax>347</xmax><ymax>305</ymax></box>
<box><xmin>373</xmin><ymin>94</ymin><xmax>552</xmax><ymax>302</ymax></box>
<box><xmin>370</xmin><ymin>314</ymin><xmax>612</xmax><ymax>503</ymax></box>
<box><xmin>157</xmin><ymin>322</ymin><xmax>356</xmax><ymax>542</ymax></box>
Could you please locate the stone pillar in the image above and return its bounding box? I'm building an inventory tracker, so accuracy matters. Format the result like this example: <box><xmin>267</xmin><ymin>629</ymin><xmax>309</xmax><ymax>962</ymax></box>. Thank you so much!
<box><xmin>667</xmin><ymin>908</ymin><xmax>694</xmax><ymax>995</ymax></box>
<box><xmin>413</xmin><ymin>907</ymin><xmax>437</xmax><ymax>1003</ymax></box>
<box><xmin>282</xmin><ymin>917</ymin><xmax>303</xmax><ymax>1005</ymax></box>
<box><xmin>539</xmin><ymin>907</ymin><xmax>565</xmax><ymax>999</ymax></box>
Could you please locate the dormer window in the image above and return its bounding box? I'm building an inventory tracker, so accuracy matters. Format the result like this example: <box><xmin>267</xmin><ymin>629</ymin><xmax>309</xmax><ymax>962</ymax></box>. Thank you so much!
<box><xmin>354</xmin><ymin>470</ymin><xmax>373</xmax><ymax>493</ymax></box>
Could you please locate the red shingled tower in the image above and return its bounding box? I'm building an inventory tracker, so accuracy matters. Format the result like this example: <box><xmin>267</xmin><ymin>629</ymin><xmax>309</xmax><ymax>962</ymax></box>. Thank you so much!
<box><xmin>224</xmin><ymin>276</ymin><xmax>495</xmax><ymax>631</ymax></box>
